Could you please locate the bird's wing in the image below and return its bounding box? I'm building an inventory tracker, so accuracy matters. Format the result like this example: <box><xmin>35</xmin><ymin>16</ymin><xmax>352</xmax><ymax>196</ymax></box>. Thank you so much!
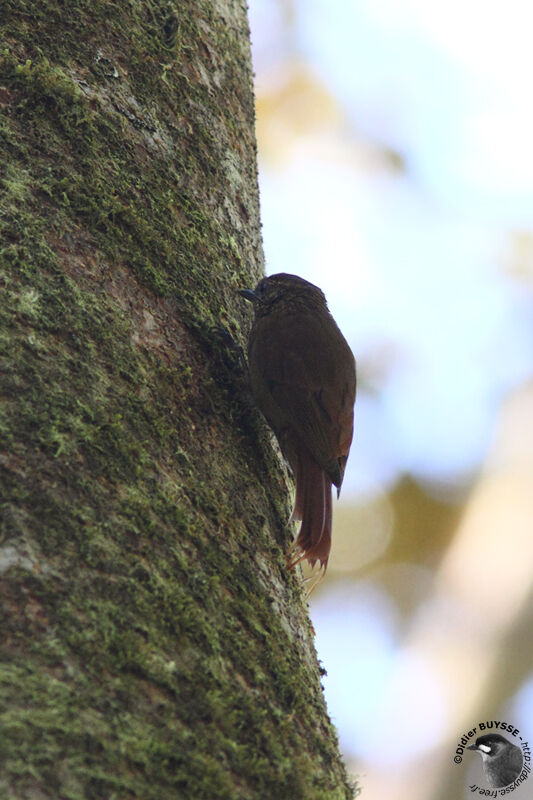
<box><xmin>249</xmin><ymin>311</ymin><xmax>355</xmax><ymax>485</ymax></box>
<box><xmin>488</xmin><ymin>747</ymin><xmax>523</xmax><ymax>788</ymax></box>
<box><xmin>493</xmin><ymin>764</ymin><xmax>522</xmax><ymax>787</ymax></box>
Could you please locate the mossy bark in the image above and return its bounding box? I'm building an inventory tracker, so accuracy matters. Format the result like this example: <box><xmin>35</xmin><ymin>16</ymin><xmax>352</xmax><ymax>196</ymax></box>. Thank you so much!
<box><xmin>0</xmin><ymin>2</ymin><xmax>355</xmax><ymax>798</ymax></box>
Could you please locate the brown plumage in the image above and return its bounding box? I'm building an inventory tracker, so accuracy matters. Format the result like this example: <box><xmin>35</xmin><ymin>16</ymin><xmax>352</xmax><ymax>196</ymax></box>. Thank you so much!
<box><xmin>240</xmin><ymin>273</ymin><xmax>356</xmax><ymax>571</ymax></box>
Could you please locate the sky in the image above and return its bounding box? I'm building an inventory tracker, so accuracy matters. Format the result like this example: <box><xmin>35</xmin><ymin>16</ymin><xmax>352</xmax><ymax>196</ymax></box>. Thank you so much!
<box><xmin>248</xmin><ymin>2</ymin><xmax>533</xmax><ymax>797</ymax></box>
<box><xmin>250</xmin><ymin>0</ymin><xmax>533</xmax><ymax>497</ymax></box>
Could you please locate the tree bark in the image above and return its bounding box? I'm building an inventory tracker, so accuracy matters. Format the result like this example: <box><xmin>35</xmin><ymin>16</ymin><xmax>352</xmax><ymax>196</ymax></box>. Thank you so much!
<box><xmin>0</xmin><ymin>2</ymin><xmax>355</xmax><ymax>798</ymax></box>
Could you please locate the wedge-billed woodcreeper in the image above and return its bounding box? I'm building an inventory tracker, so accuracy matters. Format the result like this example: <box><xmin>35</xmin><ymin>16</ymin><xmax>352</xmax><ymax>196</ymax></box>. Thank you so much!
<box><xmin>240</xmin><ymin>273</ymin><xmax>356</xmax><ymax>570</ymax></box>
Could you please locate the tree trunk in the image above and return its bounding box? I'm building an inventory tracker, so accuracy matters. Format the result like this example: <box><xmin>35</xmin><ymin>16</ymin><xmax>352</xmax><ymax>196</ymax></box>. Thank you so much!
<box><xmin>0</xmin><ymin>2</ymin><xmax>354</xmax><ymax>798</ymax></box>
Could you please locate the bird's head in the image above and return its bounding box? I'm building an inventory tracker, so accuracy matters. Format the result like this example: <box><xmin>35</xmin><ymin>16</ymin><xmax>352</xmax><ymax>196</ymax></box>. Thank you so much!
<box><xmin>467</xmin><ymin>734</ymin><xmax>515</xmax><ymax>761</ymax></box>
<box><xmin>239</xmin><ymin>273</ymin><xmax>327</xmax><ymax>317</ymax></box>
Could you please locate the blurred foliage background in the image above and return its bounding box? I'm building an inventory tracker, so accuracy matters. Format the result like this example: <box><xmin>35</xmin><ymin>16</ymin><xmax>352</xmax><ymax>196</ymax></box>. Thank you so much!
<box><xmin>248</xmin><ymin>1</ymin><xmax>533</xmax><ymax>797</ymax></box>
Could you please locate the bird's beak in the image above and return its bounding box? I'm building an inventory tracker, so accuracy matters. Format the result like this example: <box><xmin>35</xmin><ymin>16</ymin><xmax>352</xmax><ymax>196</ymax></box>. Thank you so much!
<box><xmin>238</xmin><ymin>288</ymin><xmax>257</xmax><ymax>303</ymax></box>
<box><xmin>467</xmin><ymin>745</ymin><xmax>478</xmax><ymax>751</ymax></box>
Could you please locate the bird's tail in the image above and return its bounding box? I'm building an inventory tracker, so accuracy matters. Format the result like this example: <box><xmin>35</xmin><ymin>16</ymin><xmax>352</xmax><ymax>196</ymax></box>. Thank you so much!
<box><xmin>288</xmin><ymin>446</ymin><xmax>332</xmax><ymax>571</ymax></box>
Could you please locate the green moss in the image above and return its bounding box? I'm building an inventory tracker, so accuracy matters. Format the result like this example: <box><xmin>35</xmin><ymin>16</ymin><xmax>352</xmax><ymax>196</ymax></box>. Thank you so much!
<box><xmin>0</xmin><ymin>1</ymin><xmax>355</xmax><ymax>798</ymax></box>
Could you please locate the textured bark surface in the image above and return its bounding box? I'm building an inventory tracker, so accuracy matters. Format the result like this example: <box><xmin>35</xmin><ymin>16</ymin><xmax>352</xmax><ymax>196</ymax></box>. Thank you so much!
<box><xmin>0</xmin><ymin>2</ymin><xmax>355</xmax><ymax>798</ymax></box>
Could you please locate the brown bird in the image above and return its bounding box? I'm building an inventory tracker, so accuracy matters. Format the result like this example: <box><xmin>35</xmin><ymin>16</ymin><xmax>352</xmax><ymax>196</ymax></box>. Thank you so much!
<box><xmin>240</xmin><ymin>273</ymin><xmax>356</xmax><ymax>571</ymax></box>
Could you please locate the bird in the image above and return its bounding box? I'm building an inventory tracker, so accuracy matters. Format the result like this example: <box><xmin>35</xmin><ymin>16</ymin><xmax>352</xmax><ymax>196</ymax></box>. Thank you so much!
<box><xmin>239</xmin><ymin>273</ymin><xmax>356</xmax><ymax>572</ymax></box>
<box><xmin>467</xmin><ymin>734</ymin><xmax>523</xmax><ymax>788</ymax></box>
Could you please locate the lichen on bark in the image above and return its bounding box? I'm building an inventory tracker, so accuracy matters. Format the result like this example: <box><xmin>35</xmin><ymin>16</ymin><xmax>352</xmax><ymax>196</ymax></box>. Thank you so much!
<box><xmin>0</xmin><ymin>1</ymin><xmax>356</xmax><ymax>798</ymax></box>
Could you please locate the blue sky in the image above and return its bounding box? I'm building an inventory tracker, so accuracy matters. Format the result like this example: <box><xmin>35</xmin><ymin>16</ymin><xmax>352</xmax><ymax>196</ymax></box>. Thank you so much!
<box><xmin>250</xmin><ymin>0</ymin><xmax>533</xmax><ymax>496</ymax></box>
<box><xmin>249</xmin><ymin>4</ymin><xmax>533</xmax><ymax>794</ymax></box>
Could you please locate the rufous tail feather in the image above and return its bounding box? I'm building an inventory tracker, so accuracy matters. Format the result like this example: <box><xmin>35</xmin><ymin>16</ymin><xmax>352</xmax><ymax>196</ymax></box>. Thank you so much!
<box><xmin>288</xmin><ymin>446</ymin><xmax>332</xmax><ymax>570</ymax></box>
